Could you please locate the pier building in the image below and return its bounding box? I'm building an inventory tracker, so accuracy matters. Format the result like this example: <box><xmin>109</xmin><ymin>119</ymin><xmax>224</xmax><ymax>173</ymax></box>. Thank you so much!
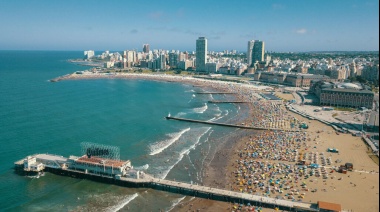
<box><xmin>68</xmin><ymin>155</ymin><xmax>132</xmax><ymax>177</ymax></box>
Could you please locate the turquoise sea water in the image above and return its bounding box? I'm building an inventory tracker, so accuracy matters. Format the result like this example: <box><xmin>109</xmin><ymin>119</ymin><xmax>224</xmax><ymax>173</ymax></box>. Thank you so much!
<box><xmin>0</xmin><ymin>51</ymin><xmax>246</xmax><ymax>211</ymax></box>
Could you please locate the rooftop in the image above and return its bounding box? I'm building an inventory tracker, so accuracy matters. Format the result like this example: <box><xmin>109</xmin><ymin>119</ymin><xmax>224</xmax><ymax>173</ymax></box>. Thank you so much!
<box><xmin>35</xmin><ymin>154</ymin><xmax>68</xmax><ymax>163</ymax></box>
<box><xmin>77</xmin><ymin>156</ymin><xmax>130</xmax><ymax>168</ymax></box>
<box><xmin>317</xmin><ymin>201</ymin><xmax>342</xmax><ymax>212</ymax></box>
<box><xmin>322</xmin><ymin>88</ymin><xmax>374</xmax><ymax>94</ymax></box>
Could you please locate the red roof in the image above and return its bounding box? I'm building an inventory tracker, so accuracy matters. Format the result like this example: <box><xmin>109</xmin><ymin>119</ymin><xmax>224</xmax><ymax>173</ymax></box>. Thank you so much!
<box><xmin>318</xmin><ymin>201</ymin><xmax>341</xmax><ymax>212</ymax></box>
<box><xmin>77</xmin><ymin>156</ymin><xmax>129</xmax><ymax>168</ymax></box>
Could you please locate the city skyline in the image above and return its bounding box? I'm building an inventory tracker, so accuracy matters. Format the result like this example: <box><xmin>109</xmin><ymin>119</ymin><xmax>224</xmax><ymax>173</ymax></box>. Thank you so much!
<box><xmin>0</xmin><ymin>0</ymin><xmax>378</xmax><ymax>52</ymax></box>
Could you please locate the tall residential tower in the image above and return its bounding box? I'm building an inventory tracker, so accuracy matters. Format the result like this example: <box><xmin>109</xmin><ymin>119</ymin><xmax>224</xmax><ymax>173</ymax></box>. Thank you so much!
<box><xmin>143</xmin><ymin>44</ymin><xmax>150</xmax><ymax>53</ymax></box>
<box><xmin>247</xmin><ymin>40</ymin><xmax>255</xmax><ymax>67</ymax></box>
<box><xmin>249</xmin><ymin>40</ymin><xmax>265</xmax><ymax>66</ymax></box>
<box><xmin>196</xmin><ymin>37</ymin><xmax>207</xmax><ymax>72</ymax></box>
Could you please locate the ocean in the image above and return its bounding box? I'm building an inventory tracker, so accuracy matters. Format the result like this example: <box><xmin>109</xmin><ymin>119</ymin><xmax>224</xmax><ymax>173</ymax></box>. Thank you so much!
<box><xmin>0</xmin><ymin>51</ymin><xmax>246</xmax><ymax>211</ymax></box>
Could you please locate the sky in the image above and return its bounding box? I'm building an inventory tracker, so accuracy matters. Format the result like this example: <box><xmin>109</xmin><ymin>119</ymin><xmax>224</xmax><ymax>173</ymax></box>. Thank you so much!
<box><xmin>0</xmin><ymin>0</ymin><xmax>378</xmax><ymax>52</ymax></box>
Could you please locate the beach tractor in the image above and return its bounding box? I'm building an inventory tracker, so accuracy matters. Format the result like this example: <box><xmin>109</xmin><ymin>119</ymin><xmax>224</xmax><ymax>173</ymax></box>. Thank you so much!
<box><xmin>345</xmin><ymin>163</ymin><xmax>353</xmax><ymax>171</ymax></box>
<box><xmin>338</xmin><ymin>165</ymin><xmax>347</xmax><ymax>174</ymax></box>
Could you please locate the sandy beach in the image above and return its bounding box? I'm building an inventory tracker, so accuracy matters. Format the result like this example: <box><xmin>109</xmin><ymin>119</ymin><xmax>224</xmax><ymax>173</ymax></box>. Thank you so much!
<box><xmin>57</xmin><ymin>72</ymin><xmax>379</xmax><ymax>212</ymax></box>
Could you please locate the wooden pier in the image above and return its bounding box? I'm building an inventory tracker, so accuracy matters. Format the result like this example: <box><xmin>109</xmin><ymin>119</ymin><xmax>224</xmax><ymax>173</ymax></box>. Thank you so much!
<box><xmin>126</xmin><ymin>177</ymin><xmax>316</xmax><ymax>211</ymax></box>
<box><xmin>14</xmin><ymin>154</ymin><xmax>317</xmax><ymax>211</ymax></box>
<box><xmin>166</xmin><ymin>116</ymin><xmax>301</xmax><ymax>132</ymax></box>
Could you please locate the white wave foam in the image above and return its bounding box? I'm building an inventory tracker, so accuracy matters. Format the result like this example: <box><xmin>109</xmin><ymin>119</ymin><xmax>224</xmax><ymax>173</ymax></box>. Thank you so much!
<box><xmin>108</xmin><ymin>193</ymin><xmax>138</xmax><ymax>212</ymax></box>
<box><xmin>185</xmin><ymin>89</ymin><xmax>195</xmax><ymax>93</ymax></box>
<box><xmin>206</xmin><ymin>105</ymin><xmax>223</xmax><ymax>121</ymax></box>
<box><xmin>193</xmin><ymin>103</ymin><xmax>208</xmax><ymax>114</ymax></box>
<box><xmin>199</xmin><ymin>142</ymin><xmax>212</xmax><ymax>183</ymax></box>
<box><xmin>187</xmin><ymin>154</ymin><xmax>196</xmax><ymax>171</ymax></box>
<box><xmin>167</xmin><ymin>196</ymin><xmax>186</xmax><ymax>212</ymax></box>
<box><xmin>134</xmin><ymin>164</ymin><xmax>149</xmax><ymax>170</ymax></box>
<box><xmin>176</xmin><ymin>112</ymin><xmax>187</xmax><ymax>117</ymax></box>
<box><xmin>215</xmin><ymin>105</ymin><xmax>222</xmax><ymax>115</ymax></box>
<box><xmin>149</xmin><ymin>128</ymin><xmax>191</xmax><ymax>156</ymax></box>
<box><xmin>207</xmin><ymin>113</ymin><xmax>224</xmax><ymax>122</ymax></box>
<box><xmin>159</xmin><ymin>148</ymin><xmax>188</xmax><ymax>179</ymax></box>
<box><xmin>161</xmin><ymin>127</ymin><xmax>211</xmax><ymax>179</ymax></box>
<box><xmin>27</xmin><ymin>172</ymin><xmax>45</xmax><ymax>179</ymax></box>
<box><xmin>188</xmin><ymin>127</ymin><xmax>211</xmax><ymax>151</ymax></box>
<box><xmin>192</xmin><ymin>94</ymin><xmax>196</xmax><ymax>97</ymax></box>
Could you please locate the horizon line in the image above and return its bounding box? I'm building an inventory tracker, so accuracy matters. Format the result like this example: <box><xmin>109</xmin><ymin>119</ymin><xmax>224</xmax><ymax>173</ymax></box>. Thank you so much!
<box><xmin>0</xmin><ymin>49</ymin><xmax>379</xmax><ymax>54</ymax></box>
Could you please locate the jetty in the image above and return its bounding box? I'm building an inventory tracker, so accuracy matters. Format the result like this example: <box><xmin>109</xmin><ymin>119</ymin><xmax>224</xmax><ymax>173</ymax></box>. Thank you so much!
<box><xmin>166</xmin><ymin>116</ymin><xmax>301</xmax><ymax>132</ymax></box>
<box><xmin>196</xmin><ymin>92</ymin><xmax>236</xmax><ymax>94</ymax></box>
<box><xmin>14</xmin><ymin>153</ymin><xmax>317</xmax><ymax>211</ymax></box>
<box><xmin>208</xmin><ymin>100</ymin><xmax>250</xmax><ymax>103</ymax></box>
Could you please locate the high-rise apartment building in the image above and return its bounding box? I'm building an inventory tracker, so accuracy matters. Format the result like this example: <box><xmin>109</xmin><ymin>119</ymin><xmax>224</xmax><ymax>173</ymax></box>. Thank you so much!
<box><xmin>251</xmin><ymin>40</ymin><xmax>265</xmax><ymax>65</ymax></box>
<box><xmin>247</xmin><ymin>40</ymin><xmax>255</xmax><ymax>67</ymax></box>
<box><xmin>143</xmin><ymin>44</ymin><xmax>150</xmax><ymax>53</ymax></box>
<box><xmin>196</xmin><ymin>37</ymin><xmax>207</xmax><ymax>72</ymax></box>
<box><xmin>84</xmin><ymin>50</ymin><xmax>95</xmax><ymax>59</ymax></box>
<box><xmin>154</xmin><ymin>54</ymin><xmax>167</xmax><ymax>70</ymax></box>
<box><xmin>169</xmin><ymin>52</ymin><xmax>178</xmax><ymax>68</ymax></box>
<box><xmin>124</xmin><ymin>50</ymin><xmax>137</xmax><ymax>63</ymax></box>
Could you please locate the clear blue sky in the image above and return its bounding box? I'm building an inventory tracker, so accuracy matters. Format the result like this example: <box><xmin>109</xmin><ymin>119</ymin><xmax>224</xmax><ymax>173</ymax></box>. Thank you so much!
<box><xmin>0</xmin><ymin>0</ymin><xmax>378</xmax><ymax>52</ymax></box>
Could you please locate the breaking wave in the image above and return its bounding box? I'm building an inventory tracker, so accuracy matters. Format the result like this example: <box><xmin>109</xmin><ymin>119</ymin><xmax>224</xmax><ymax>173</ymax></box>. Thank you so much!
<box><xmin>160</xmin><ymin>127</ymin><xmax>211</xmax><ymax>179</ymax></box>
<box><xmin>134</xmin><ymin>164</ymin><xmax>149</xmax><ymax>170</ymax></box>
<box><xmin>167</xmin><ymin>196</ymin><xmax>186</xmax><ymax>211</ymax></box>
<box><xmin>149</xmin><ymin>128</ymin><xmax>191</xmax><ymax>156</ymax></box>
<box><xmin>193</xmin><ymin>103</ymin><xmax>208</xmax><ymax>114</ymax></box>
<box><xmin>107</xmin><ymin>193</ymin><xmax>138</xmax><ymax>212</ymax></box>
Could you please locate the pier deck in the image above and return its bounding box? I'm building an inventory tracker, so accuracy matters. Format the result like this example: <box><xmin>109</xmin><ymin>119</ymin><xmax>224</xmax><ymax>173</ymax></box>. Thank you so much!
<box><xmin>122</xmin><ymin>177</ymin><xmax>315</xmax><ymax>211</ymax></box>
<box><xmin>15</xmin><ymin>153</ymin><xmax>316</xmax><ymax>211</ymax></box>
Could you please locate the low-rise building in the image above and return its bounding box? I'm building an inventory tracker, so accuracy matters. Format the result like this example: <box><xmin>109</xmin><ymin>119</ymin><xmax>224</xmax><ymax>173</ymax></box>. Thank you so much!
<box><xmin>178</xmin><ymin>60</ymin><xmax>193</xmax><ymax>70</ymax></box>
<box><xmin>254</xmin><ymin>72</ymin><xmax>329</xmax><ymax>87</ymax></box>
<box><xmin>68</xmin><ymin>155</ymin><xmax>132</xmax><ymax>177</ymax></box>
<box><xmin>310</xmin><ymin>81</ymin><xmax>374</xmax><ymax>109</ymax></box>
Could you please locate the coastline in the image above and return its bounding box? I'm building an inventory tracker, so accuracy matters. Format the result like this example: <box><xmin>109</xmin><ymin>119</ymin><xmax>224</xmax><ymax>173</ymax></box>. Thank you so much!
<box><xmin>52</xmin><ymin>72</ymin><xmax>379</xmax><ymax>212</ymax></box>
<box><xmin>53</xmin><ymin>71</ymin><xmax>264</xmax><ymax>211</ymax></box>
